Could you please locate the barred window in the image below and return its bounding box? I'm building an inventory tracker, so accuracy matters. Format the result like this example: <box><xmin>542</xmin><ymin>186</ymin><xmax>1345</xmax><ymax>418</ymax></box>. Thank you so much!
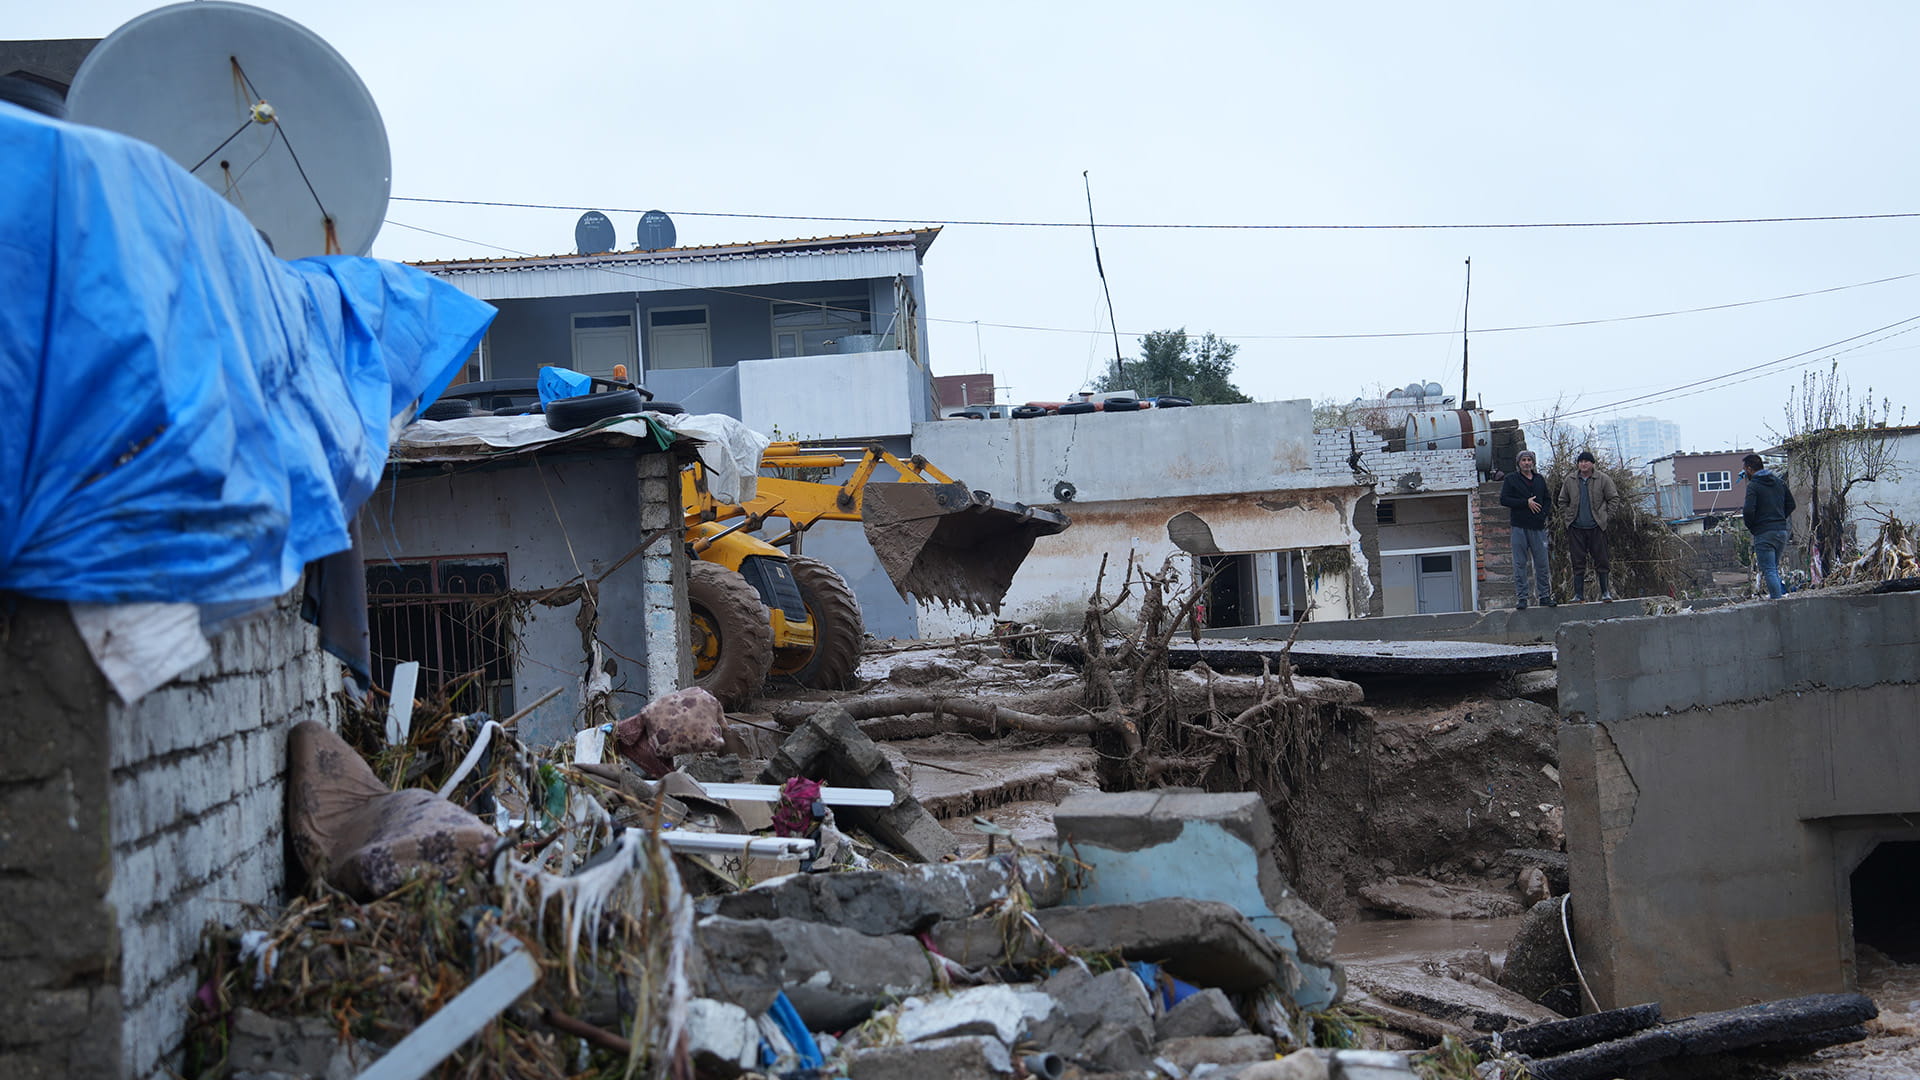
<box><xmin>366</xmin><ymin>556</ymin><xmax>515</xmax><ymax>717</ymax></box>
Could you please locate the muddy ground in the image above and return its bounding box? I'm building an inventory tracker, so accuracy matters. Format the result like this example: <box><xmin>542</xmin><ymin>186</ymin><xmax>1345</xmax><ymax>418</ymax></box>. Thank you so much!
<box><xmin>742</xmin><ymin>639</ymin><xmax>1919</xmax><ymax>1078</ymax></box>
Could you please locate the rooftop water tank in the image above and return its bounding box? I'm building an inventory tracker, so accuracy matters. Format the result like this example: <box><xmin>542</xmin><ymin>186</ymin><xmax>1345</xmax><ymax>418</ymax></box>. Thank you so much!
<box><xmin>1406</xmin><ymin>408</ymin><xmax>1493</xmax><ymax>473</ymax></box>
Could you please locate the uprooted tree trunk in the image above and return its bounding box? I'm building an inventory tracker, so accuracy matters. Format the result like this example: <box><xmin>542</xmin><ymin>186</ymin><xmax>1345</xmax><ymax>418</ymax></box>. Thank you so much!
<box><xmin>776</xmin><ymin>552</ymin><xmax>1359</xmax><ymax>815</ymax></box>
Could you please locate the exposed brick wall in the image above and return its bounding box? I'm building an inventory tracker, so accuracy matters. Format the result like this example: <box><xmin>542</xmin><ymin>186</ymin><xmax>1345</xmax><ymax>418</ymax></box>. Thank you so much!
<box><xmin>1475</xmin><ymin>480</ymin><xmax>1515</xmax><ymax>609</ymax></box>
<box><xmin>107</xmin><ymin>595</ymin><xmax>341</xmax><ymax>1079</ymax></box>
<box><xmin>1</xmin><ymin>593</ymin><xmax>341</xmax><ymax>1080</ymax></box>
<box><xmin>639</xmin><ymin>453</ymin><xmax>691</xmax><ymax>695</ymax></box>
<box><xmin>1313</xmin><ymin>428</ymin><xmax>1480</xmax><ymax>492</ymax></box>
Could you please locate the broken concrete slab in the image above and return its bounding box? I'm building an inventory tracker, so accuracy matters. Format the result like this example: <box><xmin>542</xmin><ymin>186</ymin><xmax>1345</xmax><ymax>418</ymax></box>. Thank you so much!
<box><xmin>1155</xmin><ymin>987</ymin><xmax>1246</xmax><ymax>1040</ymax></box>
<box><xmin>1357</xmin><ymin>875</ymin><xmax>1522</xmax><ymax>919</ymax></box>
<box><xmin>227</xmin><ymin>1007</ymin><xmax>377</xmax><ymax>1080</ymax></box>
<box><xmin>682</xmin><ymin>998</ymin><xmax>759</xmax><ymax>1078</ymax></box>
<box><xmin>846</xmin><ymin>1035</ymin><xmax>1012</xmax><ymax>1080</ymax></box>
<box><xmin>1054</xmin><ymin>790</ymin><xmax>1342</xmax><ymax>1009</ymax></box>
<box><xmin>1168</xmin><ymin>638</ymin><xmax>1555</xmax><ymax>676</ymax></box>
<box><xmin>894</xmin><ymin>985</ymin><xmax>1029</xmax><ymax>1047</ymax></box>
<box><xmin>760</xmin><ymin>706</ymin><xmax>960</xmax><ymax>862</ymax></box>
<box><xmin>1153</xmin><ymin>1033</ymin><xmax>1276</xmax><ymax>1070</ymax></box>
<box><xmin>695</xmin><ymin>915</ymin><xmax>934</xmax><ymax>1030</ymax></box>
<box><xmin>1344</xmin><ymin>962</ymin><xmax>1562</xmax><ymax>1034</ymax></box>
<box><xmin>928</xmin><ymin>898</ymin><xmax>1289</xmax><ymax>991</ymax></box>
<box><xmin>703</xmin><ymin>854</ymin><xmax>1065</xmax><ymax>935</ymax></box>
<box><xmin>1234</xmin><ymin>1048</ymin><xmax>1329</xmax><ymax>1080</ymax></box>
<box><xmin>1025</xmin><ymin>966</ymin><xmax>1155</xmax><ymax>1073</ymax></box>
<box><xmin>1325</xmin><ymin>1048</ymin><xmax>1418</xmax><ymax>1079</ymax></box>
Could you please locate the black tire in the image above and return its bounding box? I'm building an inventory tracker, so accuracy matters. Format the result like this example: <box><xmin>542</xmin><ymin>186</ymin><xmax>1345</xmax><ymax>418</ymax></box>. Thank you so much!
<box><xmin>545</xmin><ymin>389</ymin><xmax>643</xmax><ymax>432</ymax></box>
<box><xmin>774</xmin><ymin>556</ymin><xmax>864</xmax><ymax>690</ymax></box>
<box><xmin>1059</xmin><ymin>402</ymin><xmax>1097</xmax><ymax>415</ymax></box>
<box><xmin>1011</xmin><ymin>405</ymin><xmax>1050</xmax><ymax>419</ymax></box>
<box><xmin>1103</xmin><ymin>398</ymin><xmax>1142</xmax><ymax>412</ymax></box>
<box><xmin>642</xmin><ymin>400</ymin><xmax>687</xmax><ymax>416</ymax></box>
<box><xmin>686</xmin><ymin>560</ymin><xmax>774</xmax><ymax>708</ymax></box>
<box><xmin>420</xmin><ymin>398</ymin><xmax>475</xmax><ymax>420</ymax></box>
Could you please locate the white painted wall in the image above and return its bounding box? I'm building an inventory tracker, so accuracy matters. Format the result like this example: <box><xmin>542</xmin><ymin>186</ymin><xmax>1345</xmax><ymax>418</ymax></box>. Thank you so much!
<box><xmin>737</xmin><ymin>350</ymin><xmax>920</xmax><ymax>440</ymax></box>
<box><xmin>910</xmin><ymin>399</ymin><xmax>1321</xmax><ymax>507</ymax></box>
<box><xmin>1843</xmin><ymin>431</ymin><xmax>1920</xmax><ymax>538</ymax></box>
<box><xmin>916</xmin><ymin>489</ymin><xmax>1366</xmax><ymax>637</ymax></box>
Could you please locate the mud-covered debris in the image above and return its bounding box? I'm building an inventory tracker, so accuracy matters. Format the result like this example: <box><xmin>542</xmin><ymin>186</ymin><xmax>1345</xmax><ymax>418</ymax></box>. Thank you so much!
<box><xmin>1358</xmin><ymin>876</ymin><xmax>1524</xmax><ymax>920</ymax></box>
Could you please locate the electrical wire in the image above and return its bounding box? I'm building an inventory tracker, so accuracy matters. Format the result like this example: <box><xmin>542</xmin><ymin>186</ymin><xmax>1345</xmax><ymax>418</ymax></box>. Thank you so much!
<box><xmin>382</xmin><ymin>221</ymin><xmax>1920</xmax><ymax>345</ymax></box>
<box><xmin>391</xmin><ymin>195</ymin><xmax>1920</xmax><ymax>231</ymax></box>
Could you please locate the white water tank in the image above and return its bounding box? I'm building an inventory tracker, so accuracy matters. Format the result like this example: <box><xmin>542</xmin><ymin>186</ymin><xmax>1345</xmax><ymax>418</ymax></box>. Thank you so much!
<box><xmin>1406</xmin><ymin>408</ymin><xmax>1493</xmax><ymax>473</ymax></box>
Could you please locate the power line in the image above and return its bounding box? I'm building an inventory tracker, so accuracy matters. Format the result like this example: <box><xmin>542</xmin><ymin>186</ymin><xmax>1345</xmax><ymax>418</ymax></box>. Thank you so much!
<box><xmin>1522</xmin><ymin>314</ymin><xmax>1920</xmax><ymax>427</ymax></box>
<box><xmin>390</xmin><ymin>195</ymin><xmax>1920</xmax><ymax>231</ymax></box>
<box><xmin>382</xmin><ymin>221</ymin><xmax>1920</xmax><ymax>345</ymax></box>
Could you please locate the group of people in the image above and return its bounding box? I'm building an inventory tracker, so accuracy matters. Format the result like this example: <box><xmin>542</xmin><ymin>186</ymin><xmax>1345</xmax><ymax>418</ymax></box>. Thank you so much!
<box><xmin>1499</xmin><ymin>450</ymin><xmax>1798</xmax><ymax>608</ymax></box>
<box><xmin>1499</xmin><ymin>450</ymin><xmax>1620</xmax><ymax>609</ymax></box>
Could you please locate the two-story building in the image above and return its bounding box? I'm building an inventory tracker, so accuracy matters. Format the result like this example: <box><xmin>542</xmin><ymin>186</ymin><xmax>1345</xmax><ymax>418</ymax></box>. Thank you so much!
<box><xmin>1647</xmin><ymin>449</ymin><xmax>1757</xmax><ymax>525</ymax></box>
<box><xmin>410</xmin><ymin>229</ymin><xmax>946</xmax><ymax>638</ymax></box>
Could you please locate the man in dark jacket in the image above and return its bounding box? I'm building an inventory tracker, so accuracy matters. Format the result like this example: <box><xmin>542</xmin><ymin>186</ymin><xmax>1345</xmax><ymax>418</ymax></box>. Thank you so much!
<box><xmin>1555</xmin><ymin>451</ymin><xmax>1623</xmax><ymax>602</ymax></box>
<box><xmin>1742</xmin><ymin>453</ymin><xmax>1796</xmax><ymax>599</ymax></box>
<box><xmin>1499</xmin><ymin>450</ymin><xmax>1555</xmax><ymax>609</ymax></box>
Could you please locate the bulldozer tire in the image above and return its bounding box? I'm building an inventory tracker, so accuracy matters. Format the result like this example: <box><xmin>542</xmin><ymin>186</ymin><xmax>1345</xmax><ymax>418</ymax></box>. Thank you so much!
<box><xmin>686</xmin><ymin>560</ymin><xmax>774</xmax><ymax>708</ymax></box>
<box><xmin>783</xmin><ymin>555</ymin><xmax>864</xmax><ymax>690</ymax></box>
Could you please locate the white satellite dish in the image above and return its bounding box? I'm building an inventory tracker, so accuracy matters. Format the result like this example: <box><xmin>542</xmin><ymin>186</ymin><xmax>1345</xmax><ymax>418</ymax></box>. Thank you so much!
<box><xmin>67</xmin><ymin>1</ymin><xmax>391</xmax><ymax>260</ymax></box>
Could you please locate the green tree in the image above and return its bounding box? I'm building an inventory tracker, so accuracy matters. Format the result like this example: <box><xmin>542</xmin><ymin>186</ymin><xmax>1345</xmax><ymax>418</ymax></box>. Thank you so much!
<box><xmin>1093</xmin><ymin>328</ymin><xmax>1252</xmax><ymax>405</ymax></box>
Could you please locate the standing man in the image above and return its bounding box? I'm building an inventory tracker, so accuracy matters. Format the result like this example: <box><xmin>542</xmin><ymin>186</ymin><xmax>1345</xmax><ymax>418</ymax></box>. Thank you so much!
<box><xmin>1742</xmin><ymin>453</ymin><xmax>1796</xmax><ymax>599</ymax></box>
<box><xmin>1556</xmin><ymin>451</ymin><xmax>1622</xmax><ymax>602</ymax></box>
<box><xmin>1499</xmin><ymin>450</ymin><xmax>1555</xmax><ymax>609</ymax></box>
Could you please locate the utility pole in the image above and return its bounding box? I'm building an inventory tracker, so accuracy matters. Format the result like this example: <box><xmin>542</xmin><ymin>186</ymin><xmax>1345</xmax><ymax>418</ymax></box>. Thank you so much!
<box><xmin>1460</xmin><ymin>257</ymin><xmax>1472</xmax><ymax>405</ymax></box>
<box><xmin>1084</xmin><ymin>171</ymin><xmax>1125</xmax><ymax>388</ymax></box>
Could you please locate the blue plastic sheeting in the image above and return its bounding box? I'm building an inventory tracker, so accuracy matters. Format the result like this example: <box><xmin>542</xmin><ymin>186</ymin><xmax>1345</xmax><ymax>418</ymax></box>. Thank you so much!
<box><xmin>538</xmin><ymin>365</ymin><xmax>592</xmax><ymax>407</ymax></box>
<box><xmin>0</xmin><ymin>102</ymin><xmax>494</xmax><ymax>605</ymax></box>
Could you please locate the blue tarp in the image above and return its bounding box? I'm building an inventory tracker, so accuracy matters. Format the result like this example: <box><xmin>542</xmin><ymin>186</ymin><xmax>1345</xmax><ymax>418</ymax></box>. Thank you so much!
<box><xmin>537</xmin><ymin>365</ymin><xmax>592</xmax><ymax>407</ymax></box>
<box><xmin>0</xmin><ymin>101</ymin><xmax>494</xmax><ymax>605</ymax></box>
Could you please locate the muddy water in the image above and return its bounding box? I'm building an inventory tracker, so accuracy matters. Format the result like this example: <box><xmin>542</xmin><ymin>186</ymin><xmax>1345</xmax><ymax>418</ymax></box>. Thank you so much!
<box><xmin>1334</xmin><ymin>915</ymin><xmax>1526</xmax><ymax>967</ymax></box>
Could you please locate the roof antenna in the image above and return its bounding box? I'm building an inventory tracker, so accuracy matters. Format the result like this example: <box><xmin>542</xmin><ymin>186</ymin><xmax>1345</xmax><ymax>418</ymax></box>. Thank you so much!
<box><xmin>1460</xmin><ymin>257</ymin><xmax>1472</xmax><ymax>404</ymax></box>
<box><xmin>1084</xmin><ymin>171</ymin><xmax>1125</xmax><ymax>387</ymax></box>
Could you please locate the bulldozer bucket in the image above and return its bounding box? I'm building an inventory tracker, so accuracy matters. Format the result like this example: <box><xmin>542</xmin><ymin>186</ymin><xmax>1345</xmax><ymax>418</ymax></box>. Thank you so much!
<box><xmin>859</xmin><ymin>481</ymin><xmax>1070</xmax><ymax>615</ymax></box>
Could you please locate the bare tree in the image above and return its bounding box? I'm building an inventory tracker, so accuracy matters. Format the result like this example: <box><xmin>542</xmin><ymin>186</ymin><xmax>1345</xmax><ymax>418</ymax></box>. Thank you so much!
<box><xmin>1774</xmin><ymin>363</ymin><xmax>1906</xmax><ymax>575</ymax></box>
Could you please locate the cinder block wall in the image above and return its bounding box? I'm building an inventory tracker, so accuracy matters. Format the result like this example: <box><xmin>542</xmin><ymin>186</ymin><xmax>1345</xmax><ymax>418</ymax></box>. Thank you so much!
<box><xmin>0</xmin><ymin>595</ymin><xmax>341</xmax><ymax>1080</ymax></box>
<box><xmin>1475</xmin><ymin>480</ymin><xmax>1514</xmax><ymax>608</ymax></box>
<box><xmin>109</xmin><ymin>597</ymin><xmax>342</xmax><ymax>1078</ymax></box>
<box><xmin>1558</xmin><ymin>593</ymin><xmax>1920</xmax><ymax>1015</ymax></box>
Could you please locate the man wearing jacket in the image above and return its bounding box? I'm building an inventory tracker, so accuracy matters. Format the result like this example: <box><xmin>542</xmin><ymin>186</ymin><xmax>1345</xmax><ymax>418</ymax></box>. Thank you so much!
<box><xmin>1742</xmin><ymin>453</ymin><xmax>1797</xmax><ymax>599</ymax></box>
<box><xmin>1499</xmin><ymin>451</ymin><xmax>1555</xmax><ymax>609</ymax></box>
<box><xmin>1556</xmin><ymin>451</ymin><xmax>1622</xmax><ymax>602</ymax></box>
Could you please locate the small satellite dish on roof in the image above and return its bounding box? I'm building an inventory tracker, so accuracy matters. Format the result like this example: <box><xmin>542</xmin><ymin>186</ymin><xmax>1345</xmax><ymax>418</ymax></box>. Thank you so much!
<box><xmin>66</xmin><ymin>1</ymin><xmax>391</xmax><ymax>260</ymax></box>
<box><xmin>575</xmin><ymin>211</ymin><xmax>615</xmax><ymax>255</ymax></box>
<box><xmin>637</xmin><ymin>209</ymin><xmax>676</xmax><ymax>250</ymax></box>
<box><xmin>1425</xmin><ymin>381</ymin><xmax>1445</xmax><ymax>397</ymax></box>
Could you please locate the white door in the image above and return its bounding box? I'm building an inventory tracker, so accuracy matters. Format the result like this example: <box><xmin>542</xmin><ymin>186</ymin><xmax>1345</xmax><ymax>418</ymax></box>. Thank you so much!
<box><xmin>571</xmin><ymin>312</ymin><xmax>636</xmax><ymax>378</ymax></box>
<box><xmin>1416</xmin><ymin>554</ymin><xmax>1463</xmax><ymax>613</ymax></box>
<box><xmin>648</xmin><ymin>307</ymin><xmax>711</xmax><ymax>370</ymax></box>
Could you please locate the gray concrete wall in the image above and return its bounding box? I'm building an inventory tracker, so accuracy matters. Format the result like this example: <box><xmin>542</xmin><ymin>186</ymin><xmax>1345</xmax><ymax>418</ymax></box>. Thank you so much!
<box><xmin>1557</xmin><ymin>593</ymin><xmax>1920</xmax><ymax>1016</ymax></box>
<box><xmin>1202</xmin><ymin>595</ymin><xmax>1653</xmax><ymax>643</ymax></box>
<box><xmin>360</xmin><ymin>449</ymin><xmax>684</xmax><ymax>745</ymax></box>
<box><xmin>1</xmin><ymin>593</ymin><xmax>342</xmax><ymax>1080</ymax></box>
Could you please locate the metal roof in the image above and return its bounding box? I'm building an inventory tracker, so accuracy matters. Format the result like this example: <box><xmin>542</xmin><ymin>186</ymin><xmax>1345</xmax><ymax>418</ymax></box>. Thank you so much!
<box><xmin>410</xmin><ymin>228</ymin><xmax>940</xmax><ymax>303</ymax></box>
<box><xmin>409</xmin><ymin>228</ymin><xmax>940</xmax><ymax>274</ymax></box>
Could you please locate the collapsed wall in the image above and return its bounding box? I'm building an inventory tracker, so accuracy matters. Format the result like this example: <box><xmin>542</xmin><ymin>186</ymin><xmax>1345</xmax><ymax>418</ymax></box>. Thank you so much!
<box><xmin>1557</xmin><ymin>593</ymin><xmax>1920</xmax><ymax>1016</ymax></box>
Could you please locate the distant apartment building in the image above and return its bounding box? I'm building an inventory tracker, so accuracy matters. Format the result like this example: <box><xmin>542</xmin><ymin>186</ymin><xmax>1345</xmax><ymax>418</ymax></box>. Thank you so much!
<box><xmin>1648</xmin><ymin>449</ymin><xmax>1757</xmax><ymax>520</ymax></box>
<box><xmin>1591</xmin><ymin>415</ymin><xmax>1683</xmax><ymax>468</ymax></box>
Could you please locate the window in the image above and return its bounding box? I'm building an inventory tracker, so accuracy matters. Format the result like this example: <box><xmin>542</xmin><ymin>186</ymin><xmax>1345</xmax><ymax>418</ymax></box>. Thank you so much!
<box><xmin>366</xmin><ymin>556</ymin><xmax>515</xmax><ymax>716</ymax></box>
<box><xmin>1376</xmin><ymin>501</ymin><xmax>1397</xmax><ymax>524</ymax></box>
<box><xmin>1698</xmin><ymin>471</ymin><xmax>1733</xmax><ymax>492</ymax></box>
<box><xmin>772</xmin><ymin>297</ymin><xmax>870</xmax><ymax>357</ymax></box>
<box><xmin>1196</xmin><ymin>550</ymin><xmax>1312</xmax><ymax>627</ymax></box>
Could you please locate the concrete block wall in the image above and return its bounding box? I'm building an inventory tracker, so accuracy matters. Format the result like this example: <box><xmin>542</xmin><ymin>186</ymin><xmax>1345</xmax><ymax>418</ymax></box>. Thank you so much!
<box><xmin>0</xmin><ymin>594</ymin><xmax>341</xmax><ymax>1080</ymax></box>
<box><xmin>1312</xmin><ymin>428</ymin><xmax>1479</xmax><ymax>492</ymax></box>
<box><xmin>107</xmin><ymin>598</ymin><xmax>342</xmax><ymax>1079</ymax></box>
<box><xmin>1558</xmin><ymin>592</ymin><xmax>1920</xmax><ymax>1015</ymax></box>
<box><xmin>638</xmin><ymin>452</ymin><xmax>692</xmax><ymax>697</ymax></box>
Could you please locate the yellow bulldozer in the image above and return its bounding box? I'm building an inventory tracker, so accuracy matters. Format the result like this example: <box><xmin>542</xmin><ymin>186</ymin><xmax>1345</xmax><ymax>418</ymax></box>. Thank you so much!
<box><xmin>681</xmin><ymin>441</ymin><xmax>1070</xmax><ymax>705</ymax></box>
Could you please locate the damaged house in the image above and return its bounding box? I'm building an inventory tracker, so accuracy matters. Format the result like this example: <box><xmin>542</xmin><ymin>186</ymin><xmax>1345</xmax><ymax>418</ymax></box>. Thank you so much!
<box><xmin>909</xmin><ymin>399</ymin><xmax>1483</xmax><ymax>634</ymax></box>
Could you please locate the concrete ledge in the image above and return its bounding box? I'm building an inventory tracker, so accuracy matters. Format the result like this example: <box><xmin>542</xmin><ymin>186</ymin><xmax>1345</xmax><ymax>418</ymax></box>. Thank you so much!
<box><xmin>1203</xmin><ymin>597</ymin><xmax>1664</xmax><ymax>646</ymax></box>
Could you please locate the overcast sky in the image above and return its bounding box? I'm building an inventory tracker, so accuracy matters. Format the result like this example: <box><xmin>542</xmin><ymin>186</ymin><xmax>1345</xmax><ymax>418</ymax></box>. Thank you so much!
<box><xmin>30</xmin><ymin>2</ymin><xmax>1920</xmax><ymax>453</ymax></box>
